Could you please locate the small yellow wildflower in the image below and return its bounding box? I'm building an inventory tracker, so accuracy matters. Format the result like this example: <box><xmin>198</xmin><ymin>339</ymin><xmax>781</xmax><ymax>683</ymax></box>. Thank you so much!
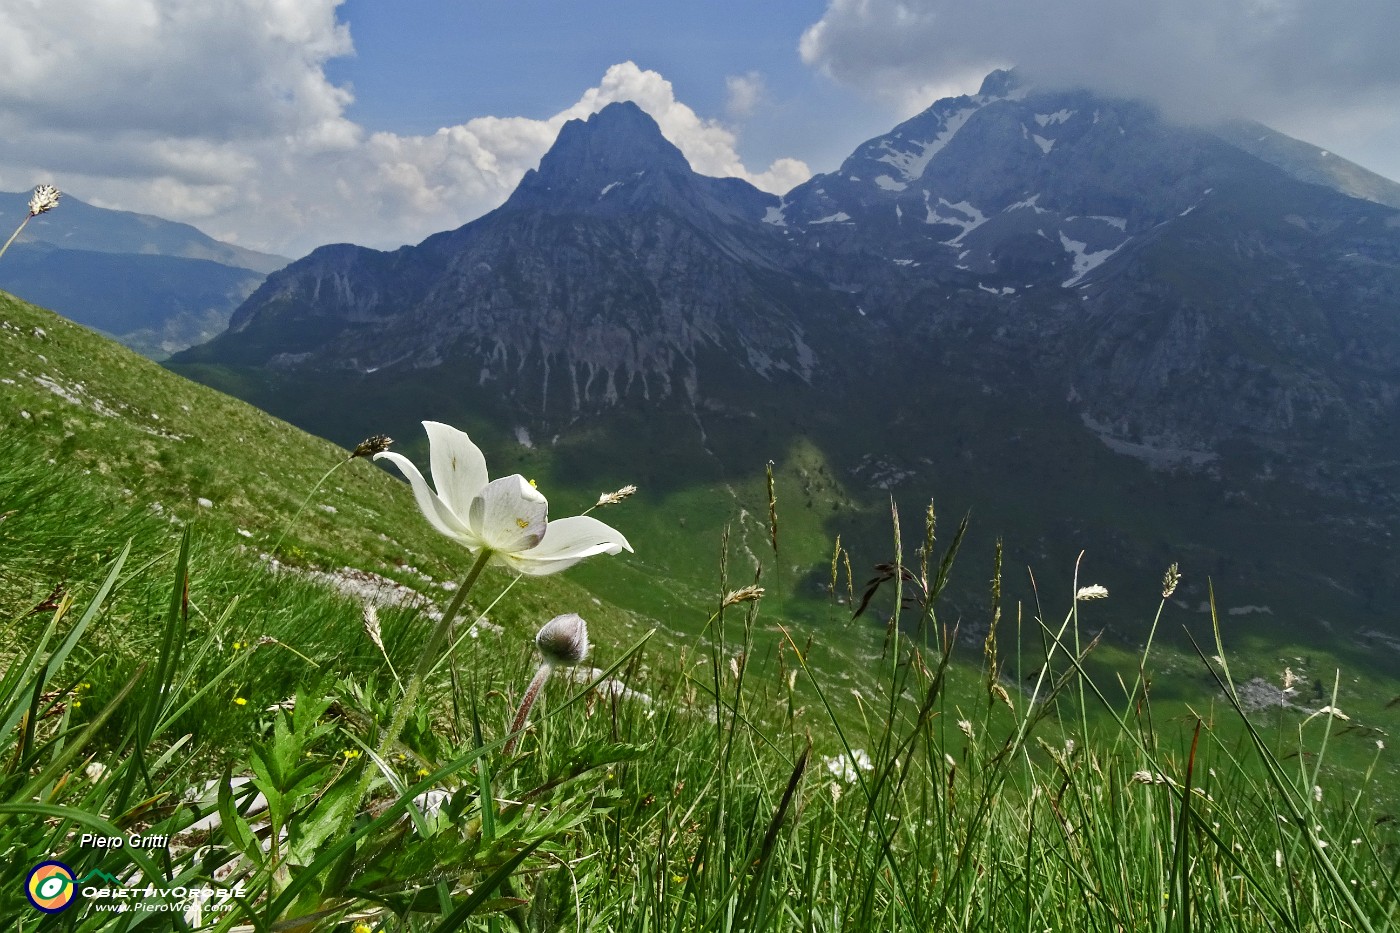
<box><xmin>343</xmin><ymin>749</ymin><xmax>361</xmax><ymax>760</ymax></box>
<box><xmin>417</xmin><ymin>768</ymin><xmax>430</xmax><ymax>777</ymax></box>
<box><xmin>232</xmin><ymin>641</ymin><xmax>243</xmax><ymax>651</ymax></box>
<box><xmin>71</xmin><ymin>700</ymin><xmax>81</xmax><ymax>709</ymax></box>
<box><xmin>233</xmin><ymin>697</ymin><xmax>248</xmax><ymax>706</ymax></box>
<box><xmin>353</xmin><ymin>923</ymin><xmax>374</xmax><ymax>933</ymax></box>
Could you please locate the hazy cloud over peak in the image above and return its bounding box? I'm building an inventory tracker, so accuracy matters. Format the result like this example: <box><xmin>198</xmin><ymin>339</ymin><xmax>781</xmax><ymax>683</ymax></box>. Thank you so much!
<box><xmin>800</xmin><ymin>0</ymin><xmax>1400</xmax><ymax>174</ymax></box>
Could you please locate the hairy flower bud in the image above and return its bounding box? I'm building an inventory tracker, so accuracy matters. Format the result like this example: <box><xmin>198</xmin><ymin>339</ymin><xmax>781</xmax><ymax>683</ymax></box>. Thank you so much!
<box><xmin>535</xmin><ymin>613</ymin><xmax>589</xmax><ymax>667</ymax></box>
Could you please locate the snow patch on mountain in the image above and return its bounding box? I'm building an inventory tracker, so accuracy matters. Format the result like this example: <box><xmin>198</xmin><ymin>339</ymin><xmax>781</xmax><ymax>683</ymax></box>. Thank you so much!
<box><xmin>1086</xmin><ymin>215</ymin><xmax>1127</xmax><ymax>231</ymax></box>
<box><xmin>1007</xmin><ymin>195</ymin><xmax>1048</xmax><ymax>214</ymax></box>
<box><xmin>1035</xmin><ymin>110</ymin><xmax>1075</xmax><ymax>127</ymax></box>
<box><xmin>874</xmin><ymin>174</ymin><xmax>907</xmax><ymax>192</ymax></box>
<box><xmin>924</xmin><ymin>194</ymin><xmax>988</xmax><ymax>244</ymax></box>
<box><xmin>877</xmin><ymin>106</ymin><xmax>978</xmax><ymax>181</ymax></box>
<box><xmin>810</xmin><ymin>212</ymin><xmax>852</xmax><ymax>225</ymax></box>
<box><xmin>1060</xmin><ymin>232</ymin><xmax>1126</xmax><ymax>286</ymax></box>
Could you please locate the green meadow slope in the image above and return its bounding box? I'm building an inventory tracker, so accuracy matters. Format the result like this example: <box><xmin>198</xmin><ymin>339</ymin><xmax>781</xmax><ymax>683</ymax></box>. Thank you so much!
<box><xmin>0</xmin><ymin>288</ymin><xmax>657</xmax><ymax>658</ymax></box>
<box><xmin>7</xmin><ymin>287</ymin><xmax>1400</xmax><ymax>777</ymax></box>
<box><xmin>3</xmin><ymin>290</ymin><xmax>1400</xmax><ymax>931</ymax></box>
<box><xmin>0</xmin><ymin>288</ymin><xmax>911</xmax><ymax>740</ymax></box>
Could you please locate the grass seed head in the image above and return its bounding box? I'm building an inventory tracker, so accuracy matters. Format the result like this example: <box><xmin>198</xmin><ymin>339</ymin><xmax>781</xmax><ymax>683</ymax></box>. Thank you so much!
<box><xmin>1161</xmin><ymin>562</ymin><xmax>1181</xmax><ymax>598</ymax></box>
<box><xmin>363</xmin><ymin>604</ymin><xmax>385</xmax><ymax>652</ymax></box>
<box><xmin>723</xmin><ymin>584</ymin><xmax>764</xmax><ymax>607</ymax></box>
<box><xmin>351</xmin><ymin>434</ymin><xmax>394</xmax><ymax>458</ymax></box>
<box><xmin>595</xmin><ymin>484</ymin><xmax>637</xmax><ymax>507</ymax></box>
<box><xmin>28</xmin><ymin>184</ymin><xmax>60</xmax><ymax>216</ymax></box>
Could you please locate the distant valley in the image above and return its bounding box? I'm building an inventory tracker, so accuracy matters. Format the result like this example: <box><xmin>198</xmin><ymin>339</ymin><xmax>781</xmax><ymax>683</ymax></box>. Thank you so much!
<box><xmin>0</xmin><ymin>189</ymin><xmax>288</xmax><ymax>358</ymax></box>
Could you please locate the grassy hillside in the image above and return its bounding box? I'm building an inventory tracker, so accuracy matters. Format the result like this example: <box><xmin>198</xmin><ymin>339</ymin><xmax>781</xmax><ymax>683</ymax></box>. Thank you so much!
<box><xmin>3</xmin><ymin>289</ymin><xmax>1398</xmax><ymax>930</ymax></box>
<box><xmin>0</xmin><ymin>289</ymin><xmax>645</xmax><ymax>631</ymax></box>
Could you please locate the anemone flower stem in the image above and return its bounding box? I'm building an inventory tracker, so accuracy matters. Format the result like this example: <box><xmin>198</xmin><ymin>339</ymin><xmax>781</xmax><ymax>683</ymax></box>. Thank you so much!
<box><xmin>350</xmin><ymin>547</ymin><xmax>493</xmax><ymax>821</ymax></box>
<box><xmin>504</xmin><ymin>663</ymin><xmax>553</xmax><ymax>756</ymax></box>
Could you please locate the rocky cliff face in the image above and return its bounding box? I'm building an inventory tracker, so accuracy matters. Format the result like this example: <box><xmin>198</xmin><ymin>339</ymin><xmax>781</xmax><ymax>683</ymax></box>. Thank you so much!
<box><xmin>204</xmin><ymin>102</ymin><xmax>827</xmax><ymax>410</ymax></box>
<box><xmin>763</xmin><ymin>71</ymin><xmax>1400</xmax><ymax>504</ymax></box>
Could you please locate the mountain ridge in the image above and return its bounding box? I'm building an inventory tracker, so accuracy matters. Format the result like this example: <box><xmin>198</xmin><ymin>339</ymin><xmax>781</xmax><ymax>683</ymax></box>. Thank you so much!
<box><xmin>0</xmin><ymin>189</ymin><xmax>293</xmax><ymax>357</ymax></box>
<box><xmin>169</xmin><ymin>74</ymin><xmax>1400</xmax><ymax>647</ymax></box>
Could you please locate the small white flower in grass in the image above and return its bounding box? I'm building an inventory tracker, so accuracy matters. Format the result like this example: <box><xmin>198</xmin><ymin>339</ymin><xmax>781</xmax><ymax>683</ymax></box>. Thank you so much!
<box><xmin>823</xmin><ymin>748</ymin><xmax>873</xmax><ymax>784</ymax></box>
<box><xmin>1305</xmin><ymin>705</ymin><xmax>1351</xmax><ymax>724</ymax></box>
<box><xmin>1313</xmin><ymin>785</ymin><xmax>1323</xmax><ymax>803</ymax></box>
<box><xmin>376</xmin><ymin>421</ymin><xmax>631</xmax><ymax>575</ymax></box>
<box><xmin>1275</xmin><ymin>849</ymin><xmax>1284</xmax><ymax>869</ymax></box>
<box><xmin>1076</xmin><ymin>584</ymin><xmax>1109</xmax><ymax>600</ymax></box>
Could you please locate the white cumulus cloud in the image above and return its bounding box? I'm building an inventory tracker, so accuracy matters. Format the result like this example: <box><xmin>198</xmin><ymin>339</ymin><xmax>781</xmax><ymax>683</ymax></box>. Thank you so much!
<box><xmin>0</xmin><ymin>3</ymin><xmax>810</xmax><ymax>258</ymax></box>
<box><xmin>725</xmin><ymin>72</ymin><xmax>767</xmax><ymax>118</ymax></box>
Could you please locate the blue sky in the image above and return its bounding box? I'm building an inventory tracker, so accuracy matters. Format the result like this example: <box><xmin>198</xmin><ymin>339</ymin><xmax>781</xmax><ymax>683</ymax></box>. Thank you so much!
<box><xmin>323</xmin><ymin>0</ymin><xmax>889</xmax><ymax>174</ymax></box>
<box><xmin>1</xmin><ymin>1</ymin><xmax>1397</xmax><ymax>259</ymax></box>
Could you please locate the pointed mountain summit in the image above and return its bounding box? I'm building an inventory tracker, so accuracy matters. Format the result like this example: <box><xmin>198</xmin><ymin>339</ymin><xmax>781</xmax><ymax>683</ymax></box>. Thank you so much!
<box><xmin>528</xmin><ymin>101</ymin><xmax>693</xmax><ymax>187</ymax></box>
<box><xmin>179</xmin><ymin>100</ymin><xmax>821</xmax><ymax>413</ymax></box>
<box><xmin>503</xmin><ymin>101</ymin><xmax>775</xmax><ymax>224</ymax></box>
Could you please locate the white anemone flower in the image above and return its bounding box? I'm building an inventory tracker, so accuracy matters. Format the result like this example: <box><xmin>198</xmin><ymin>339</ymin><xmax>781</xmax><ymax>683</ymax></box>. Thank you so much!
<box><xmin>376</xmin><ymin>421</ymin><xmax>631</xmax><ymax>575</ymax></box>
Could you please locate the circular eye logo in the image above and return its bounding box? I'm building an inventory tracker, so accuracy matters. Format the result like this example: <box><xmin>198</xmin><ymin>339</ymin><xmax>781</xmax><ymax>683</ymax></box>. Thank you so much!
<box><xmin>26</xmin><ymin>861</ymin><xmax>76</xmax><ymax>913</ymax></box>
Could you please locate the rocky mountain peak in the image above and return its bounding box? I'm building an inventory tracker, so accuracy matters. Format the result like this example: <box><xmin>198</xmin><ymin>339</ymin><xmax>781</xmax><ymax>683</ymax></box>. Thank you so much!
<box><xmin>534</xmin><ymin>101</ymin><xmax>691</xmax><ymax>185</ymax></box>
<box><xmin>976</xmin><ymin>67</ymin><xmax>1025</xmax><ymax>99</ymax></box>
<box><xmin>503</xmin><ymin>100</ymin><xmax>774</xmax><ymax>223</ymax></box>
